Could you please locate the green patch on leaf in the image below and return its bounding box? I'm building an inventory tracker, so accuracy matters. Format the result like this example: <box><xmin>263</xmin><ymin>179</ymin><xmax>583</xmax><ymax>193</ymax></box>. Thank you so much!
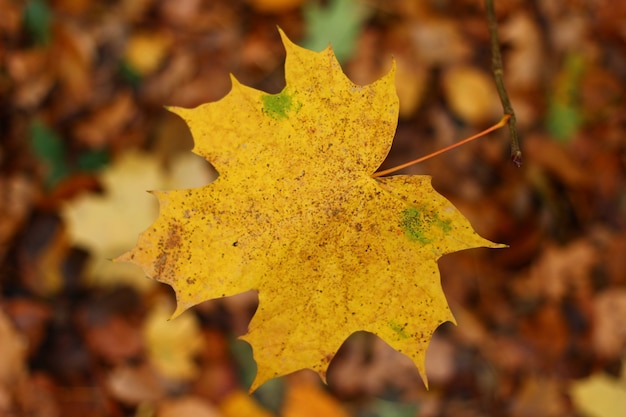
<box><xmin>400</xmin><ymin>206</ymin><xmax>452</xmax><ymax>245</ymax></box>
<box><xmin>435</xmin><ymin>214</ymin><xmax>452</xmax><ymax>233</ymax></box>
<box><xmin>400</xmin><ymin>206</ymin><xmax>431</xmax><ymax>244</ymax></box>
<box><xmin>262</xmin><ymin>89</ymin><xmax>300</xmax><ymax>120</ymax></box>
<box><xmin>389</xmin><ymin>320</ymin><xmax>409</xmax><ymax>339</ymax></box>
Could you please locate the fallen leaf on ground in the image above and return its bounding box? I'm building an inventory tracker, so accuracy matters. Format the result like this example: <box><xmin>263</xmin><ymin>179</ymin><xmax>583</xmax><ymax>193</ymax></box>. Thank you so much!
<box><xmin>157</xmin><ymin>396</ymin><xmax>221</xmax><ymax>417</ymax></box>
<box><xmin>246</xmin><ymin>0</ymin><xmax>305</xmax><ymax>13</ymax></box>
<box><xmin>72</xmin><ymin>91</ymin><xmax>136</xmax><ymax>149</ymax></box>
<box><xmin>106</xmin><ymin>364</ymin><xmax>165</xmax><ymax>405</ymax></box>
<box><xmin>303</xmin><ymin>0</ymin><xmax>369</xmax><ymax>64</ymax></box>
<box><xmin>513</xmin><ymin>238</ymin><xmax>597</xmax><ymax>301</ymax></box>
<box><xmin>0</xmin><ymin>175</ymin><xmax>38</xmax><ymax>262</ymax></box>
<box><xmin>524</xmin><ymin>133</ymin><xmax>592</xmax><ymax>189</ymax></box>
<box><xmin>282</xmin><ymin>380</ymin><xmax>350</xmax><ymax>417</ymax></box>
<box><xmin>84</xmin><ymin>314</ymin><xmax>143</xmax><ymax>364</ymax></box>
<box><xmin>143</xmin><ymin>297</ymin><xmax>205</xmax><ymax>381</ymax></box>
<box><xmin>63</xmin><ymin>150</ymin><xmax>214</xmax><ymax>290</ymax></box>
<box><xmin>500</xmin><ymin>11</ymin><xmax>544</xmax><ymax>91</ymax></box>
<box><xmin>510</xmin><ymin>376</ymin><xmax>567</xmax><ymax>417</ymax></box>
<box><xmin>409</xmin><ymin>18</ymin><xmax>470</xmax><ymax>66</ymax></box>
<box><xmin>0</xmin><ymin>309</ymin><xmax>28</xmax><ymax>414</ymax></box>
<box><xmin>592</xmin><ymin>289</ymin><xmax>626</xmax><ymax>358</ymax></box>
<box><xmin>571</xmin><ymin>362</ymin><xmax>626</xmax><ymax>417</ymax></box>
<box><xmin>124</xmin><ymin>30</ymin><xmax>172</xmax><ymax>76</ymax></box>
<box><xmin>441</xmin><ymin>64</ymin><xmax>500</xmax><ymax>125</ymax></box>
<box><xmin>118</xmin><ymin>29</ymin><xmax>503</xmax><ymax>390</ymax></box>
<box><xmin>219</xmin><ymin>389</ymin><xmax>276</xmax><ymax>417</ymax></box>
<box><xmin>63</xmin><ymin>151</ymin><xmax>164</xmax><ymax>290</ymax></box>
<box><xmin>0</xmin><ymin>309</ymin><xmax>26</xmax><ymax>382</ymax></box>
<box><xmin>394</xmin><ymin>53</ymin><xmax>428</xmax><ymax>118</ymax></box>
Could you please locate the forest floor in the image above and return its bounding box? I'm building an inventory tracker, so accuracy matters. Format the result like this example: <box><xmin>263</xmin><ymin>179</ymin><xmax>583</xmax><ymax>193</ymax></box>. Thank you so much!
<box><xmin>1</xmin><ymin>0</ymin><xmax>625</xmax><ymax>416</ymax></box>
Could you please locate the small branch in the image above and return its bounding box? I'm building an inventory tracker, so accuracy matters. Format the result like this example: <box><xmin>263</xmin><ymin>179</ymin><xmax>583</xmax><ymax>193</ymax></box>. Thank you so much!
<box><xmin>485</xmin><ymin>0</ymin><xmax>522</xmax><ymax>167</ymax></box>
<box><xmin>373</xmin><ymin>115</ymin><xmax>510</xmax><ymax>178</ymax></box>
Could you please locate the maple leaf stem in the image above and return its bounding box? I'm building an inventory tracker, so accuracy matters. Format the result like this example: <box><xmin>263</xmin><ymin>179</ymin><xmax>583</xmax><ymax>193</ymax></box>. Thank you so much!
<box><xmin>485</xmin><ymin>0</ymin><xmax>522</xmax><ymax>167</ymax></box>
<box><xmin>372</xmin><ymin>114</ymin><xmax>511</xmax><ymax>178</ymax></box>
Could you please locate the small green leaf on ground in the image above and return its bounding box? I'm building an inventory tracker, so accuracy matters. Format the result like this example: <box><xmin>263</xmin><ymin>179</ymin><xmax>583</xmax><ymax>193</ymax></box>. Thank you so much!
<box><xmin>303</xmin><ymin>0</ymin><xmax>369</xmax><ymax>63</ymax></box>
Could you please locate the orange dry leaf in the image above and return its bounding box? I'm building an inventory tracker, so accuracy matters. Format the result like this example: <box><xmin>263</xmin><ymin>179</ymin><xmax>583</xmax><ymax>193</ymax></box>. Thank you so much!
<box><xmin>219</xmin><ymin>390</ymin><xmax>276</xmax><ymax>417</ymax></box>
<box><xmin>282</xmin><ymin>381</ymin><xmax>350</xmax><ymax>417</ymax></box>
<box><xmin>157</xmin><ymin>396</ymin><xmax>221</xmax><ymax>417</ymax></box>
<box><xmin>246</xmin><ymin>0</ymin><xmax>305</xmax><ymax>13</ymax></box>
<box><xmin>117</xmin><ymin>30</ymin><xmax>503</xmax><ymax>390</ymax></box>
<box><xmin>0</xmin><ymin>309</ymin><xmax>28</xmax><ymax>413</ymax></box>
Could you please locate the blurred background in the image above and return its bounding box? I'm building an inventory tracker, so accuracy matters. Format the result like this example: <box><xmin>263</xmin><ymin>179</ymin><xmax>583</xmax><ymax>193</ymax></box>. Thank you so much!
<box><xmin>1</xmin><ymin>0</ymin><xmax>625</xmax><ymax>416</ymax></box>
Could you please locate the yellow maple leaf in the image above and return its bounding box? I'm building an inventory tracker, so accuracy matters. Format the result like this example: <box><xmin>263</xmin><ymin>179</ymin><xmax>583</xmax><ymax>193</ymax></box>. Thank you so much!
<box><xmin>63</xmin><ymin>151</ymin><xmax>214</xmax><ymax>290</ymax></box>
<box><xmin>117</xmin><ymin>30</ymin><xmax>504</xmax><ymax>391</ymax></box>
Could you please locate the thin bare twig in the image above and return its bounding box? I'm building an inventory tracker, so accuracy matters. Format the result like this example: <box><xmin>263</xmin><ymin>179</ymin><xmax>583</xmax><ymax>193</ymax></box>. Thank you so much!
<box><xmin>485</xmin><ymin>0</ymin><xmax>522</xmax><ymax>167</ymax></box>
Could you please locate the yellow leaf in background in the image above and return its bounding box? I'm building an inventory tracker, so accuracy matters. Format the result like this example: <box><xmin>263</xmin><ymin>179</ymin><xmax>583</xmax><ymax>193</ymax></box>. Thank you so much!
<box><xmin>63</xmin><ymin>151</ymin><xmax>214</xmax><ymax>290</ymax></box>
<box><xmin>124</xmin><ymin>30</ymin><xmax>172</xmax><ymax>76</ymax></box>
<box><xmin>571</xmin><ymin>362</ymin><xmax>626</xmax><ymax>417</ymax></box>
<box><xmin>143</xmin><ymin>297</ymin><xmax>205</xmax><ymax>381</ymax></box>
<box><xmin>442</xmin><ymin>64</ymin><xmax>500</xmax><ymax>125</ymax></box>
<box><xmin>64</xmin><ymin>151</ymin><xmax>163</xmax><ymax>290</ymax></box>
<box><xmin>118</xmin><ymin>29</ymin><xmax>503</xmax><ymax>391</ymax></box>
<box><xmin>395</xmin><ymin>57</ymin><xmax>427</xmax><ymax>118</ymax></box>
